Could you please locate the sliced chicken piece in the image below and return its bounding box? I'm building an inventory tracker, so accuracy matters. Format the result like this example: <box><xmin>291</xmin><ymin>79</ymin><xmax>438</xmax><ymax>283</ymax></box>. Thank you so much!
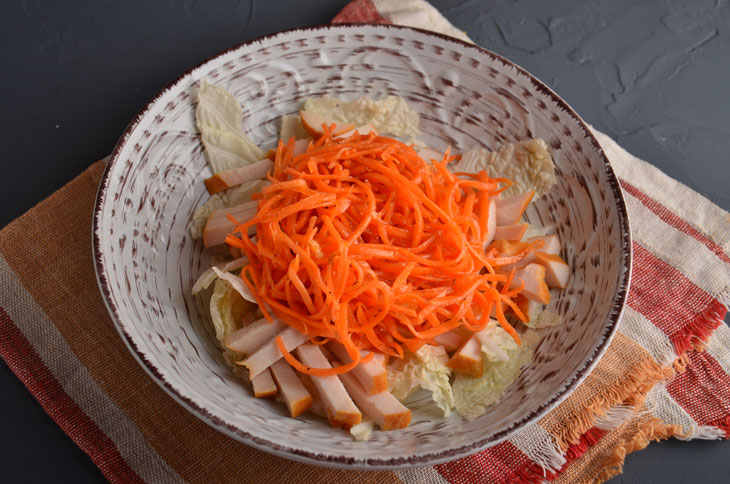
<box><xmin>240</xmin><ymin>326</ymin><xmax>308</xmax><ymax>378</ymax></box>
<box><xmin>225</xmin><ymin>318</ymin><xmax>286</xmax><ymax>355</ymax></box>
<box><xmin>495</xmin><ymin>190</ymin><xmax>534</xmax><ymax>226</ymax></box>
<box><xmin>513</xmin><ymin>294</ymin><xmax>543</xmax><ymax>322</ymax></box>
<box><xmin>444</xmin><ymin>322</ymin><xmax>510</xmax><ymax>364</ymax></box>
<box><xmin>251</xmin><ymin>368</ymin><xmax>277</xmax><ymax>398</ymax></box>
<box><xmin>299</xmin><ymin>110</ymin><xmax>355</xmax><ymax>137</ymax></box>
<box><xmin>512</xmin><ymin>252</ymin><xmax>537</xmax><ymax>271</ymax></box>
<box><xmin>484</xmin><ymin>198</ymin><xmax>497</xmax><ymax>247</ymax></box>
<box><xmin>204</xmin><ymin>159</ymin><xmax>273</xmax><ymax>195</ymax></box>
<box><xmin>203</xmin><ymin>221</ymin><xmax>236</xmax><ymax>248</ymax></box>
<box><xmin>494</xmin><ymin>223</ymin><xmax>528</xmax><ymax>241</ymax></box>
<box><xmin>326</xmin><ymin>342</ymin><xmax>388</xmax><ymax>395</ymax></box>
<box><xmin>488</xmin><ymin>239</ymin><xmax>532</xmax><ymax>257</ymax></box>
<box><xmin>371</xmin><ymin>352</ymin><xmax>388</xmax><ymax>368</ymax></box>
<box><xmin>265</xmin><ymin>138</ymin><xmax>311</xmax><ymax>160</ymax></box>
<box><xmin>292</xmin><ymin>138</ymin><xmax>310</xmax><ymax>156</ymax></box>
<box><xmin>433</xmin><ymin>329</ymin><xmax>466</xmax><ymax>352</ymax></box>
<box><xmin>203</xmin><ymin>201</ymin><xmax>258</xmax><ymax>247</ymax></box>
<box><xmin>510</xmin><ymin>263</ymin><xmax>551</xmax><ymax>304</ymax></box>
<box><xmin>207</xmin><ymin>200</ymin><xmax>258</xmax><ymax>225</ymax></box>
<box><xmin>336</xmin><ymin>124</ymin><xmax>377</xmax><ymax>139</ymax></box>
<box><xmin>296</xmin><ymin>344</ymin><xmax>362</xmax><ymax>426</ymax></box>
<box><xmin>534</xmin><ymin>252</ymin><xmax>570</xmax><ymax>289</ymax></box>
<box><xmin>417</xmin><ymin>146</ymin><xmax>444</xmax><ymax>162</ymax></box>
<box><xmin>526</xmin><ymin>234</ymin><xmax>560</xmax><ymax>255</ymax></box>
<box><xmin>488</xmin><ymin>239</ymin><xmax>537</xmax><ymax>272</ymax></box>
<box><xmin>338</xmin><ymin>372</ymin><xmax>411</xmax><ymax>430</ymax></box>
<box><xmin>446</xmin><ymin>334</ymin><xmax>483</xmax><ymax>377</ymax></box>
<box><xmin>298</xmin><ymin>373</ymin><xmax>327</xmax><ymax>418</ymax></box>
<box><xmin>270</xmin><ymin>359</ymin><xmax>312</xmax><ymax>418</ymax></box>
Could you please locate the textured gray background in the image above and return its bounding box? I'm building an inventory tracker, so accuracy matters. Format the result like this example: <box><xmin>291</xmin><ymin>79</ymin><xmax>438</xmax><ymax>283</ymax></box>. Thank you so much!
<box><xmin>1</xmin><ymin>0</ymin><xmax>728</xmax><ymax>482</ymax></box>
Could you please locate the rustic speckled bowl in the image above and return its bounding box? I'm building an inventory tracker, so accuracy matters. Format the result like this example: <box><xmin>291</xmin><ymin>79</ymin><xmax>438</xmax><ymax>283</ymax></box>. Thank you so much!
<box><xmin>93</xmin><ymin>24</ymin><xmax>631</xmax><ymax>469</ymax></box>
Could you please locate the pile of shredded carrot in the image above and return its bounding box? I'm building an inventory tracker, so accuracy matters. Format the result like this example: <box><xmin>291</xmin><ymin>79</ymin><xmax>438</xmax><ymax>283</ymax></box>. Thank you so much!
<box><xmin>225</xmin><ymin>125</ymin><xmax>535</xmax><ymax>376</ymax></box>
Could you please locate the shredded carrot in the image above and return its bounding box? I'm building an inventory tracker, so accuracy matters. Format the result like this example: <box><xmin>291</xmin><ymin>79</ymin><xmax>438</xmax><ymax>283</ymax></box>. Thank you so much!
<box><xmin>228</xmin><ymin>132</ymin><xmax>536</xmax><ymax>375</ymax></box>
<box><xmin>275</xmin><ymin>335</ymin><xmax>374</xmax><ymax>376</ymax></box>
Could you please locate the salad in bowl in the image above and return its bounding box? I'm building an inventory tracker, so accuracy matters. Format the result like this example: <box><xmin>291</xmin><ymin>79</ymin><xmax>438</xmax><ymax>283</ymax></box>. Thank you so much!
<box><xmin>93</xmin><ymin>23</ymin><xmax>629</xmax><ymax>468</ymax></box>
<box><xmin>191</xmin><ymin>80</ymin><xmax>569</xmax><ymax>440</ymax></box>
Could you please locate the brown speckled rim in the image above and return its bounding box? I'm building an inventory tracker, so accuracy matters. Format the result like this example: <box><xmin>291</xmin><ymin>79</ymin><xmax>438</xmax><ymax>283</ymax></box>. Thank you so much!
<box><xmin>92</xmin><ymin>23</ymin><xmax>632</xmax><ymax>470</ymax></box>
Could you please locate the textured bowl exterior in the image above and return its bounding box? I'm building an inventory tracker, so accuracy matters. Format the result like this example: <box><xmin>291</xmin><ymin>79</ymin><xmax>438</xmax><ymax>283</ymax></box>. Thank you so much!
<box><xmin>93</xmin><ymin>24</ymin><xmax>630</xmax><ymax>469</ymax></box>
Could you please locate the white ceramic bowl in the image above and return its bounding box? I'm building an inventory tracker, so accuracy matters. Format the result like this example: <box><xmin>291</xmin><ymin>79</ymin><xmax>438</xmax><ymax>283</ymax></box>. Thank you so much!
<box><xmin>93</xmin><ymin>24</ymin><xmax>631</xmax><ymax>468</ymax></box>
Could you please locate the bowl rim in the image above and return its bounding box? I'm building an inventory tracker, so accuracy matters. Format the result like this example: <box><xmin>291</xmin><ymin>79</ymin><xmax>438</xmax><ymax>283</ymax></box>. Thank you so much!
<box><xmin>92</xmin><ymin>22</ymin><xmax>632</xmax><ymax>469</ymax></box>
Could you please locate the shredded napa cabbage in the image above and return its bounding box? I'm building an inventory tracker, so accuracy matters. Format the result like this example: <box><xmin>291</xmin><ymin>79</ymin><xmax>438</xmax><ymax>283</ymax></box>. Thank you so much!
<box><xmin>349</xmin><ymin>420</ymin><xmax>375</xmax><ymax>441</ymax></box>
<box><xmin>453</xmin><ymin>325</ymin><xmax>539</xmax><ymax>420</ymax></box>
<box><xmin>190</xmin><ymin>179</ymin><xmax>268</xmax><ymax>239</ymax></box>
<box><xmin>389</xmin><ymin>344</ymin><xmax>454</xmax><ymax>417</ymax></box>
<box><xmin>207</xmin><ymin>276</ymin><xmax>259</xmax><ymax>369</ymax></box>
<box><xmin>191</xmin><ymin>257</ymin><xmax>247</xmax><ymax>295</ymax></box>
<box><xmin>453</xmin><ymin>139</ymin><xmax>556</xmax><ymax>198</ymax></box>
<box><xmin>303</xmin><ymin>95</ymin><xmax>420</xmax><ymax>138</ymax></box>
<box><xmin>212</xmin><ymin>267</ymin><xmax>257</xmax><ymax>304</ymax></box>
<box><xmin>479</xmin><ymin>319</ymin><xmax>520</xmax><ymax>362</ymax></box>
<box><xmin>209</xmin><ymin>278</ymin><xmax>255</xmax><ymax>344</ymax></box>
<box><xmin>196</xmin><ymin>78</ymin><xmax>264</xmax><ymax>173</ymax></box>
<box><xmin>527</xmin><ymin>309</ymin><xmax>563</xmax><ymax>329</ymax></box>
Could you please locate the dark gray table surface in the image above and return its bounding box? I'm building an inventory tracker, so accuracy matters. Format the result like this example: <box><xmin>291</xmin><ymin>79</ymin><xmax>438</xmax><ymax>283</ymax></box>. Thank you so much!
<box><xmin>1</xmin><ymin>1</ymin><xmax>728</xmax><ymax>482</ymax></box>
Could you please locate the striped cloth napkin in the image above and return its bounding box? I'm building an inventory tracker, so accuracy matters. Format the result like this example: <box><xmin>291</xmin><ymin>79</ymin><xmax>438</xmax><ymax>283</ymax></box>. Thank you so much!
<box><xmin>0</xmin><ymin>1</ymin><xmax>728</xmax><ymax>483</ymax></box>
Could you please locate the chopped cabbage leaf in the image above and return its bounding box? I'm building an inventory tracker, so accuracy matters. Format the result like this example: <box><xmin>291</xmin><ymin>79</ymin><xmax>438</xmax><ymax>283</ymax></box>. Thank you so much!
<box><xmin>279</xmin><ymin>114</ymin><xmax>309</xmax><ymax>141</ymax></box>
<box><xmin>453</xmin><ymin>327</ymin><xmax>539</xmax><ymax>420</ymax></box>
<box><xmin>453</xmin><ymin>139</ymin><xmax>556</xmax><ymax>198</ymax></box>
<box><xmin>350</xmin><ymin>420</ymin><xmax>375</xmax><ymax>441</ymax></box>
<box><xmin>389</xmin><ymin>344</ymin><xmax>454</xmax><ymax>417</ymax></box>
<box><xmin>196</xmin><ymin>78</ymin><xmax>264</xmax><ymax>173</ymax></box>
<box><xmin>528</xmin><ymin>309</ymin><xmax>563</xmax><ymax>329</ymax></box>
<box><xmin>212</xmin><ymin>267</ymin><xmax>257</xmax><ymax>303</ymax></box>
<box><xmin>190</xmin><ymin>179</ymin><xmax>268</xmax><ymax>239</ymax></box>
<box><xmin>303</xmin><ymin>95</ymin><xmax>420</xmax><ymax>138</ymax></box>
<box><xmin>223</xmin><ymin>349</ymin><xmax>245</xmax><ymax>368</ymax></box>
<box><xmin>209</xmin><ymin>278</ymin><xmax>255</xmax><ymax>345</ymax></box>
<box><xmin>200</xmin><ymin>128</ymin><xmax>264</xmax><ymax>174</ymax></box>
<box><xmin>479</xmin><ymin>319</ymin><xmax>520</xmax><ymax>362</ymax></box>
<box><xmin>196</xmin><ymin>79</ymin><xmax>246</xmax><ymax>135</ymax></box>
<box><xmin>191</xmin><ymin>257</ymin><xmax>247</xmax><ymax>295</ymax></box>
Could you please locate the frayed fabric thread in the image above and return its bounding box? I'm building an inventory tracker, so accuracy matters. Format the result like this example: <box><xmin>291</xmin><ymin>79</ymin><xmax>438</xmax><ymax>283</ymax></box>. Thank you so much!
<box><xmin>676</xmin><ymin>424</ymin><xmax>726</xmax><ymax>441</ymax></box>
<box><xmin>509</xmin><ymin>426</ymin><xmax>566</xmax><ymax>476</ymax></box>
<box><xmin>643</xmin><ymin>381</ymin><xmax>724</xmax><ymax>442</ymax></box>
<box><xmin>593</xmin><ymin>405</ymin><xmax>637</xmax><ymax>431</ymax></box>
<box><xmin>717</xmin><ymin>286</ymin><xmax>730</xmax><ymax>308</ymax></box>
<box><xmin>708</xmin><ymin>415</ymin><xmax>730</xmax><ymax>439</ymax></box>
<box><xmin>517</xmin><ymin>427</ymin><xmax>608</xmax><ymax>483</ymax></box>
<box><xmin>549</xmin><ymin>359</ymin><xmax>673</xmax><ymax>451</ymax></box>
<box><xmin>529</xmin><ymin>294</ymin><xmax>729</xmax><ymax>480</ymax></box>
<box><xmin>594</xmin><ymin>418</ymin><xmax>679</xmax><ymax>483</ymax></box>
<box><xmin>671</xmin><ymin>299</ymin><xmax>727</xmax><ymax>355</ymax></box>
